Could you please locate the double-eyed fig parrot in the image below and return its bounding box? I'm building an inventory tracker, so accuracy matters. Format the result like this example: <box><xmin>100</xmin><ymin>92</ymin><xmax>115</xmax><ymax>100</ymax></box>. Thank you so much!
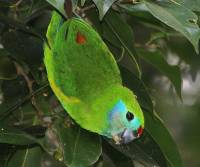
<box><xmin>44</xmin><ymin>11</ymin><xmax>144</xmax><ymax>144</ymax></box>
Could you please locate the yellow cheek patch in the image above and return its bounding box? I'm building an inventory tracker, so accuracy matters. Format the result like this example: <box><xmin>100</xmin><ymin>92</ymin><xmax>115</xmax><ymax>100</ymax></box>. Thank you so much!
<box><xmin>49</xmin><ymin>78</ymin><xmax>80</xmax><ymax>104</ymax></box>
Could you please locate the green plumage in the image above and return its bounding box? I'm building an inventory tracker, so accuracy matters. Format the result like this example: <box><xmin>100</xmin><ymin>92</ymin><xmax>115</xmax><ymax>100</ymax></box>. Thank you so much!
<box><xmin>44</xmin><ymin>12</ymin><xmax>144</xmax><ymax>142</ymax></box>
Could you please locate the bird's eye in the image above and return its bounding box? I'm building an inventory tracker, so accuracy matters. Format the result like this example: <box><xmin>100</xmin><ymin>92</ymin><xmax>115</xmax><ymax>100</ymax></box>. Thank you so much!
<box><xmin>126</xmin><ymin>112</ymin><xmax>134</xmax><ymax>121</ymax></box>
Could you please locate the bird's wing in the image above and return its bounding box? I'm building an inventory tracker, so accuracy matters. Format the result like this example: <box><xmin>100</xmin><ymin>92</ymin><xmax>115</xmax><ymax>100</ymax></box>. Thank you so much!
<box><xmin>45</xmin><ymin>12</ymin><xmax>122</xmax><ymax>102</ymax></box>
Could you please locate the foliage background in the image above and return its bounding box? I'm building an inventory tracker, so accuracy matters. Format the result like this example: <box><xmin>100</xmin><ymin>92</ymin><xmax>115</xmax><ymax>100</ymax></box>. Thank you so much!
<box><xmin>0</xmin><ymin>0</ymin><xmax>200</xmax><ymax>166</ymax></box>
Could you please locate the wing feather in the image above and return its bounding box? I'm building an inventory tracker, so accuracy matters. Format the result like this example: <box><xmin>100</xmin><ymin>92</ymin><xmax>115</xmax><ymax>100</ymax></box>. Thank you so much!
<box><xmin>45</xmin><ymin>14</ymin><xmax>121</xmax><ymax>102</ymax></box>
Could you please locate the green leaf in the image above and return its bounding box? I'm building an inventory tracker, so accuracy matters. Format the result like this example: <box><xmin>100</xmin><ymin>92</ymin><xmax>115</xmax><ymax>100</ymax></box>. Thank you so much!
<box><xmin>85</xmin><ymin>8</ymin><xmax>103</xmax><ymax>34</ymax></box>
<box><xmin>41</xmin><ymin>153</ymin><xmax>67</xmax><ymax>167</ymax></box>
<box><xmin>104</xmin><ymin>10</ymin><xmax>141</xmax><ymax>78</ymax></box>
<box><xmin>52</xmin><ymin>118</ymin><xmax>102</xmax><ymax>167</ymax></box>
<box><xmin>144</xmin><ymin>112</ymin><xmax>182</xmax><ymax>167</ymax></box>
<box><xmin>103</xmin><ymin>140</ymin><xmax>134</xmax><ymax>167</ymax></box>
<box><xmin>2</xmin><ymin>30</ymin><xmax>44</xmax><ymax>83</ymax></box>
<box><xmin>46</xmin><ymin>0</ymin><xmax>66</xmax><ymax>17</ymax></box>
<box><xmin>7</xmin><ymin>147</ymin><xmax>43</xmax><ymax>167</ymax></box>
<box><xmin>2</xmin><ymin>31</ymin><xmax>43</xmax><ymax>66</ymax></box>
<box><xmin>7</xmin><ymin>146</ymin><xmax>67</xmax><ymax>167</ymax></box>
<box><xmin>102</xmin><ymin>154</ymin><xmax>116</xmax><ymax>167</ymax></box>
<box><xmin>0</xmin><ymin>49</ymin><xmax>17</xmax><ymax>80</ymax></box>
<box><xmin>46</xmin><ymin>0</ymin><xmax>78</xmax><ymax>18</ymax></box>
<box><xmin>0</xmin><ymin>78</ymin><xmax>29</xmax><ymax>120</ymax></box>
<box><xmin>0</xmin><ymin>13</ymin><xmax>44</xmax><ymax>41</ymax></box>
<box><xmin>176</xmin><ymin>0</ymin><xmax>200</xmax><ymax>12</ymax></box>
<box><xmin>143</xmin><ymin>0</ymin><xmax>200</xmax><ymax>53</ymax></box>
<box><xmin>92</xmin><ymin>0</ymin><xmax>117</xmax><ymax>20</ymax></box>
<box><xmin>0</xmin><ymin>89</ymin><xmax>50</xmax><ymax>148</ymax></box>
<box><xmin>137</xmin><ymin>49</ymin><xmax>182</xmax><ymax>100</ymax></box>
<box><xmin>118</xmin><ymin>2</ymin><xmax>154</xmax><ymax>20</ymax></box>
<box><xmin>0</xmin><ymin>144</ymin><xmax>15</xmax><ymax>166</ymax></box>
<box><xmin>0</xmin><ymin>126</ymin><xmax>38</xmax><ymax>145</ymax></box>
<box><xmin>107</xmin><ymin>132</ymin><xmax>166</xmax><ymax>167</ymax></box>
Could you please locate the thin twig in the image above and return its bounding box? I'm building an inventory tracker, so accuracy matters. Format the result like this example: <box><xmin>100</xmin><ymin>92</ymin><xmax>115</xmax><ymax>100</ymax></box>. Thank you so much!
<box><xmin>15</xmin><ymin>62</ymin><xmax>33</xmax><ymax>94</ymax></box>
<box><xmin>75</xmin><ymin>4</ymin><xmax>96</xmax><ymax>18</ymax></box>
<box><xmin>0</xmin><ymin>79</ymin><xmax>49</xmax><ymax>121</ymax></box>
<box><xmin>14</xmin><ymin>62</ymin><xmax>47</xmax><ymax>125</ymax></box>
<box><xmin>79</xmin><ymin>4</ymin><xmax>96</xmax><ymax>13</ymax></box>
<box><xmin>9</xmin><ymin>0</ymin><xmax>23</xmax><ymax>8</ymax></box>
<box><xmin>15</xmin><ymin>0</ymin><xmax>23</xmax><ymax>7</ymax></box>
<box><xmin>0</xmin><ymin>13</ymin><xmax>46</xmax><ymax>42</ymax></box>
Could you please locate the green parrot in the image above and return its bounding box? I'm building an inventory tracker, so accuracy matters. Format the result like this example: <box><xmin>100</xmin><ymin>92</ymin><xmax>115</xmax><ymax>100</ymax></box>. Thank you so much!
<box><xmin>44</xmin><ymin>11</ymin><xmax>144</xmax><ymax>144</ymax></box>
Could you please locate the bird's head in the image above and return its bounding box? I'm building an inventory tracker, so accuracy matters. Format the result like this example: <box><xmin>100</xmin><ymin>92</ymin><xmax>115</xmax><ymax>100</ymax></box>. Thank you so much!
<box><xmin>108</xmin><ymin>99</ymin><xmax>144</xmax><ymax>144</ymax></box>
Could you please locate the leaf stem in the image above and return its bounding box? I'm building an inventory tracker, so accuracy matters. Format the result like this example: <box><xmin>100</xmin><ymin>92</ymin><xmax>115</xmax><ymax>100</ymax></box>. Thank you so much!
<box><xmin>79</xmin><ymin>4</ymin><xmax>96</xmax><ymax>13</ymax></box>
<box><xmin>0</xmin><ymin>83</ymin><xmax>49</xmax><ymax>121</ymax></box>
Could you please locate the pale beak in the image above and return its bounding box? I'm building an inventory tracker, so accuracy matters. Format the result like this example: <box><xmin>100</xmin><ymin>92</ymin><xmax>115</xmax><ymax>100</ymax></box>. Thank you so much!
<box><xmin>121</xmin><ymin>128</ymin><xmax>137</xmax><ymax>144</ymax></box>
<box><xmin>112</xmin><ymin>127</ymin><xmax>143</xmax><ymax>144</ymax></box>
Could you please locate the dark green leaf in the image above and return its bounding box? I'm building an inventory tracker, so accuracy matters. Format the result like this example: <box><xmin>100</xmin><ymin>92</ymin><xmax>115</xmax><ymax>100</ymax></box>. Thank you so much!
<box><xmin>2</xmin><ymin>31</ymin><xmax>43</xmax><ymax>67</ymax></box>
<box><xmin>52</xmin><ymin>118</ymin><xmax>102</xmax><ymax>167</ymax></box>
<box><xmin>46</xmin><ymin>0</ymin><xmax>66</xmax><ymax>17</ymax></box>
<box><xmin>0</xmin><ymin>77</ymin><xmax>29</xmax><ymax>118</ymax></box>
<box><xmin>92</xmin><ymin>0</ymin><xmax>117</xmax><ymax>20</ymax></box>
<box><xmin>102</xmin><ymin>154</ymin><xmax>116</xmax><ymax>167</ymax></box>
<box><xmin>0</xmin><ymin>86</ymin><xmax>50</xmax><ymax>147</ymax></box>
<box><xmin>0</xmin><ymin>126</ymin><xmax>38</xmax><ymax>145</ymax></box>
<box><xmin>6</xmin><ymin>146</ymin><xmax>66</xmax><ymax>167</ymax></box>
<box><xmin>118</xmin><ymin>2</ymin><xmax>155</xmax><ymax>21</ymax></box>
<box><xmin>144</xmin><ymin>112</ymin><xmax>182</xmax><ymax>167</ymax></box>
<box><xmin>176</xmin><ymin>0</ymin><xmax>200</xmax><ymax>12</ymax></box>
<box><xmin>0</xmin><ymin>13</ymin><xmax>45</xmax><ymax>41</ymax></box>
<box><xmin>26</xmin><ymin>9</ymin><xmax>52</xmax><ymax>35</ymax></box>
<box><xmin>85</xmin><ymin>8</ymin><xmax>103</xmax><ymax>35</ymax></box>
<box><xmin>137</xmin><ymin>49</ymin><xmax>182</xmax><ymax>100</ymax></box>
<box><xmin>0</xmin><ymin>81</ymin><xmax>49</xmax><ymax>125</ymax></box>
<box><xmin>7</xmin><ymin>147</ymin><xmax>43</xmax><ymax>167</ymax></box>
<box><xmin>41</xmin><ymin>153</ymin><xmax>67</xmax><ymax>167</ymax></box>
<box><xmin>107</xmin><ymin>134</ymin><xmax>165</xmax><ymax>167</ymax></box>
<box><xmin>143</xmin><ymin>0</ymin><xmax>200</xmax><ymax>53</ymax></box>
<box><xmin>0</xmin><ymin>144</ymin><xmax>15</xmax><ymax>166</ymax></box>
<box><xmin>104</xmin><ymin>10</ymin><xmax>141</xmax><ymax>78</ymax></box>
<box><xmin>46</xmin><ymin>0</ymin><xmax>78</xmax><ymax>18</ymax></box>
<box><xmin>103</xmin><ymin>140</ymin><xmax>134</xmax><ymax>167</ymax></box>
<box><xmin>0</xmin><ymin>49</ymin><xmax>17</xmax><ymax>80</ymax></box>
<box><xmin>2</xmin><ymin>30</ymin><xmax>44</xmax><ymax>83</ymax></box>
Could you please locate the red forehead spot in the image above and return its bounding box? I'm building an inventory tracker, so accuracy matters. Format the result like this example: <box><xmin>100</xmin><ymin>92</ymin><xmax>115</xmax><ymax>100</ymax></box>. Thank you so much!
<box><xmin>76</xmin><ymin>32</ymin><xmax>86</xmax><ymax>44</ymax></box>
<box><xmin>137</xmin><ymin>126</ymin><xmax>143</xmax><ymax>137</ymax></box>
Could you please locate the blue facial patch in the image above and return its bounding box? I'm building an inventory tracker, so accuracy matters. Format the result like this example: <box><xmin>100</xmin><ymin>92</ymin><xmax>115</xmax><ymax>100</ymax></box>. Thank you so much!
<box><xmin>105</xmin><ymin>100</ymin><xmax>127</xmax><ymax>136</ymax></box>
<box><xmin>112</xmin><ymin>100</ymin><xmax>126</xmax><ymax>112</ymax></box>
<box><xmin>109</xmin><ymin>100</ymin><xmax>126</xmax><ymax>120</ymax></box>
